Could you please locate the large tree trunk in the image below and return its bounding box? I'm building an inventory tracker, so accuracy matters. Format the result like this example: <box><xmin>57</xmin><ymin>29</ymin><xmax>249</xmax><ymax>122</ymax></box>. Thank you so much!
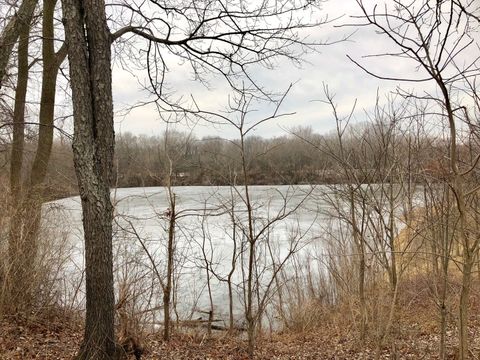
<box><xmin>0</xmin><ymin>0</ymin><xmax>38</xmax><ymax>89</ymax></box>
<box><xmin>6</xmin><ymin>14</ymin><xmax>30</xmax><ymax>312</ymax></box>
<box><xmin>61</xmin><ymin>0</ymin><xmax>118</xmax><ymax>358</ymax></box>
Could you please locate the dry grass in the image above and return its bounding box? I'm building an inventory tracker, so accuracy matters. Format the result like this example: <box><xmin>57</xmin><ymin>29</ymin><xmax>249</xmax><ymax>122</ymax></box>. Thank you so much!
<box><xmin>0</xmin><ymin>178</ymin><xmax>75</xmax><ymax>321</ymax></box>
<box><xmin>1</xmin><ymin>276</ymin><xmax>480</xmax><ymax>359</ymax></box>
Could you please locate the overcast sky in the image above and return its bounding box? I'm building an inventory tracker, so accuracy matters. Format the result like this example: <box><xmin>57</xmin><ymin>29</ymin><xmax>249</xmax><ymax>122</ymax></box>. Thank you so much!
<box><xmin>110</xmin><ymin>0</ymin><xmax>437</xmax><ymax>140</ymax></box>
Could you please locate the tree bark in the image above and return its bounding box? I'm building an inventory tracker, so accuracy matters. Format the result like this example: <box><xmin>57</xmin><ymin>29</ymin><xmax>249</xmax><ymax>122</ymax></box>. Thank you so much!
<box><xmin>6</xmin><ymin>14</ymin><xmax>30</xmax><ymax>312</ymax></box>
<box><xmin>29</xmin><ymin>0</ymin><xmax>59</xmax><ymax>190</ymax></box>
<box><xmin>0</xmin><ymin>0</ymin><xmax>38</xmax><ymax>89</ymax></box>
<box><xmin>61</xmin><ymin>0</ymin><xmax>117</xmax><ymax>358</ymax></box>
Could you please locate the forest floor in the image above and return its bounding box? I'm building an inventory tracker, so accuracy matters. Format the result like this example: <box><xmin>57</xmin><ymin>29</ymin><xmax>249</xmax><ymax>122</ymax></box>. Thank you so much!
<box><xmin>2</xmin><ymin>285</ymin><xmax>480</xmax><ymax>360</ymax></box>
<box><xmin>2</xmin><ymin>275</ymin><xmax>480</xmax><ymax>359</ymax></box>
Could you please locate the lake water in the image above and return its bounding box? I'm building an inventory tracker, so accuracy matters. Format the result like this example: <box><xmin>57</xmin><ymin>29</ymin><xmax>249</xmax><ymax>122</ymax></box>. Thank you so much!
<box><xmin>43</xmin><ymin>185</ymin><xmax>331</xmax><ymax>328</ymax></box>
<box><xmin>45</xmin><ymin>184</ymin><xmax>406</xmax><ymax>329</ymax></box>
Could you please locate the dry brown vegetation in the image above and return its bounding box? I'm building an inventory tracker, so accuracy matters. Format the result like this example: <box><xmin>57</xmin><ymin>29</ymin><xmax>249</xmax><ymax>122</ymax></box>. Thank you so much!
<box><xmin>2</xmin><ymin>274</ymin><xmax>480</xmax><ymax>359</ymax></box>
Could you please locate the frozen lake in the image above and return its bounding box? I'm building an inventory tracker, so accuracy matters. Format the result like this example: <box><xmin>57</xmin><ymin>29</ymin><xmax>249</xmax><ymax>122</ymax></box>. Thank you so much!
<box><xmin>43</xmin><ymin>185</ymin><xmax>332</xmax><ymax>328</ymax></box>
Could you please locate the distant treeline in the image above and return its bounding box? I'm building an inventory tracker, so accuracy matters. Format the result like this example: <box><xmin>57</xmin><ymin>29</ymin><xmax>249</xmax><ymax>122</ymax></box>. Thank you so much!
<box><xmin>106</xmin><ymin>123</ymin><xmax>452</xmax><ymax>188</ymax></box>
<box><xmin>113</xmin><ymin>127</ymin><xmax>332</xmax><ymax>187</ymax></box>
<box><xmin>1</xmin><ymin>123</ymin><xmax>454</xmax><ymax>198</ymax></box>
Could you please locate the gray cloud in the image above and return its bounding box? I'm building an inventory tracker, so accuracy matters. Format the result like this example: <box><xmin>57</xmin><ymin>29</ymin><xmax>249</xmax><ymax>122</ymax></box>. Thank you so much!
<box><xmin>111</xmin><ymin>0</ymin><xmax>455</xmax><ymax>140</ymax></box>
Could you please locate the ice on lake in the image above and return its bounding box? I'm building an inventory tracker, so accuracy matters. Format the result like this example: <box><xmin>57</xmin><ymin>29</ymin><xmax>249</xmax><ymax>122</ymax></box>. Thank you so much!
<box><xmin>43</xmin><ymin>185</ymin><xmax>329</xmax><ymax>328</ymax></box>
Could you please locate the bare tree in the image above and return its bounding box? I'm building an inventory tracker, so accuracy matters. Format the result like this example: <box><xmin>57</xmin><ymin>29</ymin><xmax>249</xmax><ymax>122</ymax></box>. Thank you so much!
<box><xmin>296</xmin><ymin>88</ymin><xmax>429</xmax><ymax>357</ymax></box>
<box><xmin>61</xmin><ymin>0</ymin><xmax>117</xmax><ymax>358</ymax></box>
<box><xmin>5</xmin><ymin>0</ymin><xmax>31</xmax><ymax>312</ymax></box>
<box><xmin>350</xmin><ymin>1</ymin><xmax>479</xmax><ymax>358</ymax></box>
<box><xmin>208</xmin><ymin>187</ymin><xmax>244</xmax><ymax>333</ymax></box>
<box><xmin>207</xmin><ymin>88</ymin><xmax>314</xmax><ymax>358</ymax></box>
<box><xmin>6</xmin><ymin>0</ymin><xmax>69</xmax><ymax>311</ymax></box>
<box><xmin>422</xmin><ymin>180</ymin><xmax>456</xmax><ymax>360</ymax></box>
